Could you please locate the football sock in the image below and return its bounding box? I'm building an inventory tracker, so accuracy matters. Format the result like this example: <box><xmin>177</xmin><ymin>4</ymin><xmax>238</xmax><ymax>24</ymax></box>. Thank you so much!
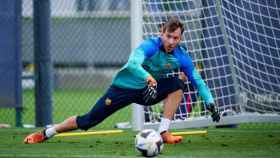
<box><xmin>158</xmin><ymin>117</ymin><xmax>171</xmax><ymax>134</ymax></box>
<box><xmin>45</xmin><ymin>127</ymin><xmax>57</xmax><ymax>138</ymax></box>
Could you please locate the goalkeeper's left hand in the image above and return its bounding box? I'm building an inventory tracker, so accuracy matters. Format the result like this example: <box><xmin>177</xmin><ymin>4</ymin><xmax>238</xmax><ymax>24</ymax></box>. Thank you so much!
<box><xmin>206</xmin><ymin>103</ymin><xmax>220</xmax><ymax>122</ymax></box>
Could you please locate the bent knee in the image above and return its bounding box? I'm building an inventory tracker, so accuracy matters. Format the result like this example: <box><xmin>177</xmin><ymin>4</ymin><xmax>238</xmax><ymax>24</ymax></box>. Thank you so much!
<box><xmin>168</xmin><ymin>89</ymin><xmax>183</xmax><ymax>97</ymax></box>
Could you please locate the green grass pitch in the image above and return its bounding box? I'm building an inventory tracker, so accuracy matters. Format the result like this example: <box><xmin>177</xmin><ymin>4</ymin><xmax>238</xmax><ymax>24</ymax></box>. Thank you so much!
<box><xmin>0</xmin><ymin>123</ymin><xmax>280</xmax><ymax>158</ymax></box>
<box><xmin>0</xmin><ymin>90</ymin><xmax>280</xmax><ymax>157</ymax></box>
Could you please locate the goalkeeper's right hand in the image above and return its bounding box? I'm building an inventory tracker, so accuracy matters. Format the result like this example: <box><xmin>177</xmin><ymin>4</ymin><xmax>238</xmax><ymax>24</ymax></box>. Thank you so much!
<box><xmin>143</xmin><ymin>76</ymin><xmax>157</xmax><ymax>104</ymax></box>
<box><xmin>206</xmin><ymin>103</ymin><xmax>220</xmax><ymax>122</ymax></box>
<box><xmin>143</xmin><ymin>85</ymin><xmax>157</xmax><ymax>104</ymax></box>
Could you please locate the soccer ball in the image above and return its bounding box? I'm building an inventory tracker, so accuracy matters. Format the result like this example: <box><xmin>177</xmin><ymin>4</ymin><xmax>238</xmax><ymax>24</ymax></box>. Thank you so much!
<box><xmin>135</xmin><ymin>129</ymin><xmax>164</xmax><ymax>157</ymax></box>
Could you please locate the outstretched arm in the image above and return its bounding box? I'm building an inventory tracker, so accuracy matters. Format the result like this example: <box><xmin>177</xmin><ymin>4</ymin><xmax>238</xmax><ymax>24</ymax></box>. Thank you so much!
<box><xmin>174</xmin><ymin>48</ymin><xmax>220</xmax><ymax>122</ymax></box>
<box><xmin>178</xmin><ymin>54</ymin><xmax>214</xmax><ymax>105</ymax></box>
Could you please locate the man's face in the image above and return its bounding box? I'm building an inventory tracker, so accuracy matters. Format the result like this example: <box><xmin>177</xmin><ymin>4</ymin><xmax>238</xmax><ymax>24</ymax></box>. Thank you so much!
<box><xmin>161</xmin><ymin>28</ymin><xmax>182</xmax><ymax>53</ymax></box>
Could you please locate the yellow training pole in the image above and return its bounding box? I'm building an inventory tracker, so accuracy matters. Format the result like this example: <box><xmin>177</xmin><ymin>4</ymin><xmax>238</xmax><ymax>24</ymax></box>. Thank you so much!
<box><xmin>172</xmin><ymin>130</ymin><xmax>208</xmax><ymax>136</ymax></box>
<box><xmin>55</xmin><ymin>130</ymin><xmax>124</xmax><ymax>137</ymax></box>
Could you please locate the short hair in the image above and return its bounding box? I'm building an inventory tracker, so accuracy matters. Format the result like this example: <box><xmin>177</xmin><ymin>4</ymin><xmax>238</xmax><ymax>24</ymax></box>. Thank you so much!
<box><xmin>161</xmin><ymin>17</ymin><xmax>184</xmax><ymax>34</ymax></box>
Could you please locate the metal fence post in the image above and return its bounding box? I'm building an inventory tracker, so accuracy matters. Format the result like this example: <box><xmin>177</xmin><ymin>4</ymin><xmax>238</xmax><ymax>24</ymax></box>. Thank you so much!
<box><xmin>33</xmin><ymin>0</ymin><xmax>53</xmax><ymax>127</ymax></box>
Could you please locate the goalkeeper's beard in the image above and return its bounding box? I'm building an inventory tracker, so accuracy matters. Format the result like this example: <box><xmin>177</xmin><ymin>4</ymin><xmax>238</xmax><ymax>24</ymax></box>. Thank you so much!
<box><xmin>165</xmin><ymin>45</ymin><xmax>175</xmax><ymax>52</ymax></box>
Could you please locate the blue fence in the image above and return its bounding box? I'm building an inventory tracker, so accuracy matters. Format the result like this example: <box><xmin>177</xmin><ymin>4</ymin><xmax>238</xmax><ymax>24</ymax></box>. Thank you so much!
<box><xmin>0</xmin><ymin>0</ymin><xmax>22</xmax><ymax>108</ymax></box>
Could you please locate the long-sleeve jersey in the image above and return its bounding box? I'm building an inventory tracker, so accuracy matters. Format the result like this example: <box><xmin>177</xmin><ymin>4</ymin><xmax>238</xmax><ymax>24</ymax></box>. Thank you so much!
<box><xmin>112</xmin><ymin>37</ymin><xmax>214</xmax><ymax>104</ymax></box>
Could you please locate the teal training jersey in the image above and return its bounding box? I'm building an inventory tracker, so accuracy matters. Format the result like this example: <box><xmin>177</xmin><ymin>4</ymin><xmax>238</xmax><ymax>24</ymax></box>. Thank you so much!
<box><xmin>112</xmin><ymin>37</ymin><xmax>214</xmax><ymax>104</ymax></box>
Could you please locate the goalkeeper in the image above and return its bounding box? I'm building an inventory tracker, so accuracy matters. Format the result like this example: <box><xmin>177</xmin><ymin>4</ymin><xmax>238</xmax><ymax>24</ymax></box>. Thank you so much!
<box><xmin>24</xmin><ymin>16</ymin><xmax>220</xmax><ymax>145</ymax></box>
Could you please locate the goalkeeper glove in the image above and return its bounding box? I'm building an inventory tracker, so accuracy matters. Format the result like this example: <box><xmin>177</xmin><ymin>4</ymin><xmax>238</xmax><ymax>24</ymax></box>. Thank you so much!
<box><xmin>143</xmin><ymin>85</ymin><xmax>157</xmax><ymax>104</ymax></box>
<box><xmin>206</xmin><ymin>103</ymin><xmax>220</xmax><ymax>122</ymax></box>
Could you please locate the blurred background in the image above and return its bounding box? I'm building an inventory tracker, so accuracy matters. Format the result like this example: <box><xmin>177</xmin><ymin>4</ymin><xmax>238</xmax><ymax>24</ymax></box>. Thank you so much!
<box><xmin>2</xmin><ymin>0</ymin><xmax>132</xmax><ymax>129</ymax></box>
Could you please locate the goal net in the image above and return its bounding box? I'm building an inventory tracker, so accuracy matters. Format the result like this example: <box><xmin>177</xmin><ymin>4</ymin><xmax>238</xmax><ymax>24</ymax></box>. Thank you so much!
<box><xmin>131</xmin><ymin>0</ymin><xmax>280</xmax><ymax>130</ymax></box>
